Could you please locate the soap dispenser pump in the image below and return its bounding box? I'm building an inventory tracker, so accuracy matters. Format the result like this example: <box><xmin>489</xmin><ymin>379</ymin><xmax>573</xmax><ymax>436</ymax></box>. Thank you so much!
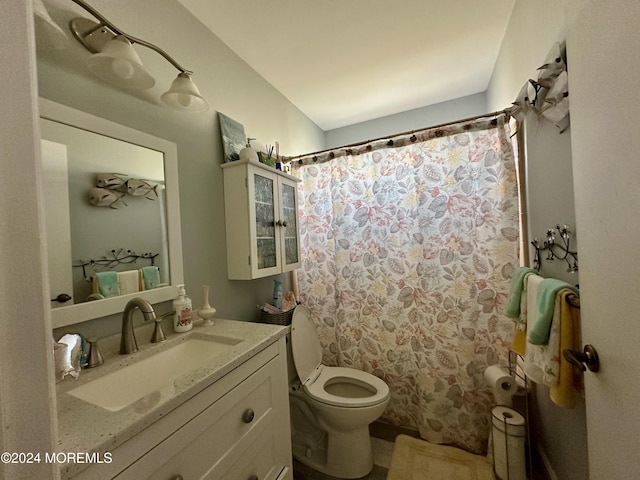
<box><xmin>173</xmin><ymin>284</ymin><xmax>193</xmax><ymax>333</ymax></box>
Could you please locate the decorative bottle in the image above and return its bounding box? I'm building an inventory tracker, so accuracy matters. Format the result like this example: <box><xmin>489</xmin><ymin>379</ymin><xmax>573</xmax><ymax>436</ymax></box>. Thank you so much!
<box><xmin>197</xmin><ymin>284</ymin><xmax>216</xmax><ymax>326</ymax></box>
<box><xmin>173</xmin><ymin>284</ymin><xmax>193</xmax><ymax>333</ymax></box>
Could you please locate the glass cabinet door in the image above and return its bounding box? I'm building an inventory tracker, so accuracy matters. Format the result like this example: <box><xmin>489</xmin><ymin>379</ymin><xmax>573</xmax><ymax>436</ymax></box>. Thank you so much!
<box><xmin>253</xmin><ymin>173</ymin><xmax>277</xmax><ymax>271</ymax></box>
<box><xmin>280</xmin><ymin>181</ymin><xmax>299</xmax><ymax>268</ymax></box>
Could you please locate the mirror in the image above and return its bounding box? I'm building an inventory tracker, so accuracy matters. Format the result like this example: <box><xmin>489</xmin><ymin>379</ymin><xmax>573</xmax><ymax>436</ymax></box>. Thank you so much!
<box><xmin>39</xmin><ymin>98</ymin><xmax>183</xmax><ymax>328</ymax></box>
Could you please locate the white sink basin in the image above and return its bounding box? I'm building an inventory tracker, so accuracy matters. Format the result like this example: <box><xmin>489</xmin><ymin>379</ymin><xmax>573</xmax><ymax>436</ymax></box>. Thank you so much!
<box><xmin>68</xmin><ymin>335</ymin><xmax>243</xmax><ymax>412</ymax></box>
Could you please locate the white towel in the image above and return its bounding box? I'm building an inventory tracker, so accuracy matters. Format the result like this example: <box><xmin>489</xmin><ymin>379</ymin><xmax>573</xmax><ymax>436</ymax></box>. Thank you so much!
<box><xmin>118</xmin><ymin>270</ymin><xmax>141</xmax><ymax>295</ymax></box>
<box><xmin>523</xmin><ymin>274</ymin><xmax>562</xmax><ymax>386</ymax></box>
<box><xmin>56</xmin><ymin>334</ymin><xmax>82</xmax><ymax>381</ymax></box>
<box><xmin>523</xmin><ymin>274</ymin><xmax>545</xmax><ymax>383</ymax></box>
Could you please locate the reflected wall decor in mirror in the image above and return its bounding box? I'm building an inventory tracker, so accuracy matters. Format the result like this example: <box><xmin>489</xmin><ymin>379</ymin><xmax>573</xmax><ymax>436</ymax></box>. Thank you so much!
<box><xmin>39</xmin><ymin>98</ymin><xmax>183</xmax><ymax>328</ymax></box>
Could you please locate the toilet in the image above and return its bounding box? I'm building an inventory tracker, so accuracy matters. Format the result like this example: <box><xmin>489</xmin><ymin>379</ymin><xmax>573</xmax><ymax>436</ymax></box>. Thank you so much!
<box><xmin>287</xmin><ymin>305</ymin><xmax>390</xmax><ymax>479</ymax></box>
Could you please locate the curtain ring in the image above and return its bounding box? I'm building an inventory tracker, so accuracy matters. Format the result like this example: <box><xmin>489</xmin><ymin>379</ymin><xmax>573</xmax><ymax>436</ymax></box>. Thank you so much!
<box><xmin>329</xmin><ymin>151</ymin><xmax>335</xmax><ymax>159</ymax></box>
<box><xmin>410</xmin><ymin>134</ymin><xmax>417</xmax><ymax>142</ymax></box>
<box><xmin>387</xmin><ymin>139</ymin><xmax>394</xmax><ymax>146</ymax></box>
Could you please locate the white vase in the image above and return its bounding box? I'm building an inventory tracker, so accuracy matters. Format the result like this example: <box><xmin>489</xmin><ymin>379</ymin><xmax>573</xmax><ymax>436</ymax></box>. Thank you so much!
<box><xmin>197</xmin><ymin>284</ymin><xmax>216</xmax><ymax>326</ymax></box>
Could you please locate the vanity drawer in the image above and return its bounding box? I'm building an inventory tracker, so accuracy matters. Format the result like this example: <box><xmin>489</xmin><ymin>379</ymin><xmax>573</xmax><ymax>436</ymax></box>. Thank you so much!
<box><xmin>114</xmin><ymin>352</ymin><xmax>282</xmax><ymax>479</ymax></box>
<box><xmin>218</xmin><ymin>426</ymin><xmax>292</xmax><ymax>480</ymax></box>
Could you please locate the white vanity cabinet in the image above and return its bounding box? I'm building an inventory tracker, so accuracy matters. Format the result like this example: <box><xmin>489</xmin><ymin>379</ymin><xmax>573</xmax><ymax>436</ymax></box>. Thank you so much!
<box><xmin>73</xmin><ymin>337</ymin><xmax>292</xmax><ymax>480</ymax></box>
<box><xmin>221</xmin><ymin>159</ymin><xmax>301</xmax><ymax>280</ymax></box>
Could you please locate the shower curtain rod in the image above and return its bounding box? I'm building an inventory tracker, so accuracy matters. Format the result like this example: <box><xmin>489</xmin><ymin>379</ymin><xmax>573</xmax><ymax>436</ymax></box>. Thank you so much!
<box><xmin>284</xmin><ymin>107</ymin><xmax>512</xmax><ymax>163</ymax></box>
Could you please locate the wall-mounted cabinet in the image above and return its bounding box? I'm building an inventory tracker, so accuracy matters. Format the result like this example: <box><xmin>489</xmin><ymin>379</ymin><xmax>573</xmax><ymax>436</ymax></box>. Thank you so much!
<box><xmin>222</xmin><ymin>159</ymin><xmax>301</xmax><ymax>280</ymax></box>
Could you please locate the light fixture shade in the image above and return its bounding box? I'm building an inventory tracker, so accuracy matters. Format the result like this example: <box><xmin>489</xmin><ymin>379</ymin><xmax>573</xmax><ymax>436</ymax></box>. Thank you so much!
<box><xmin>33</xmin><ymin>0</ymin><xmax>69</xmax><ymax>50</ymax></box>
<box><xmin>87</xmin><ymin>36</ymin><xmax>155</xmax><ymax>89</ymax></box>
<box><xmin>161</xmin><ymin>73</ymin><xmax>209</xmax><ymax>112</ymax></box>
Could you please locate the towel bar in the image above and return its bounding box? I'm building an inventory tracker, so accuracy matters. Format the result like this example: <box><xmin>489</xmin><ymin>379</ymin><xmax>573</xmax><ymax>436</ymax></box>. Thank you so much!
<box><xmin>566</xmin><ymin>293</ymin><xmax>580</xmax><ymax>308</ymax></box>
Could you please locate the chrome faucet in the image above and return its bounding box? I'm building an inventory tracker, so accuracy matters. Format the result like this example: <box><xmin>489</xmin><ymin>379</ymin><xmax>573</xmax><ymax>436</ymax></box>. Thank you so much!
<box><xmin>120</xmin><ymin>297</ymin><xmax>158</xmax><ymax>354</ymax></box>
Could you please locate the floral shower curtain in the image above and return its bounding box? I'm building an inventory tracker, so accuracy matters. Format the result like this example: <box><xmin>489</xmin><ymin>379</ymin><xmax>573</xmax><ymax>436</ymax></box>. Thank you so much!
<box><xmin>290</xmin><ymin>114</ymin><xmax>520</xmax><ymax>454</ymax></box>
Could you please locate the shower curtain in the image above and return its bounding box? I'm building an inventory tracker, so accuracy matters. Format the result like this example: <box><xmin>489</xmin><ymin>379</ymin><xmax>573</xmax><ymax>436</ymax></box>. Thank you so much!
<box><xmin>290</xmin><ymin>114</ymin><xmax>520</xmax><ymax>454</ymax></box>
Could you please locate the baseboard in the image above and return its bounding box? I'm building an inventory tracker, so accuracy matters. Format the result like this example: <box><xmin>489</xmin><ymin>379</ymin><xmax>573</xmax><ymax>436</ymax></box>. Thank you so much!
<box><xmin>535</xmin><ymin>446</ymin><xmax>559</xmax><ymax>480</ymax></box>
<box><xmin>369</xmin><ymin>421</ymin><xmax>420</xmax><ymax>443</ymax></box>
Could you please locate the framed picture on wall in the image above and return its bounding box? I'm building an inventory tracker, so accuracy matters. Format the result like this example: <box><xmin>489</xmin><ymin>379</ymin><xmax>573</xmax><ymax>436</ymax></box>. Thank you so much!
<box><xmin>218</xmin><ymin>112</ymin><xmax>246</xmax><ymax>163</ymax></box>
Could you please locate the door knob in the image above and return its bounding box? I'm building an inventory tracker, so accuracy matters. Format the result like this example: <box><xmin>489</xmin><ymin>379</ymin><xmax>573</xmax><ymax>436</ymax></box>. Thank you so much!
<box><xmin>563</xmin><ymin>344</ymin><xmax>600</xmax><ymax>372</ymax></box>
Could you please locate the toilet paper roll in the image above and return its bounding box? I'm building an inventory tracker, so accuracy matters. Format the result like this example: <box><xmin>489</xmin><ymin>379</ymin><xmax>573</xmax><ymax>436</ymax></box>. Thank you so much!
<box><xmin>492</xmin><ymin>406</ymin><xmax>527</xmax><ymax>480</ymax></box>
<box><xmin>484</xmin><ymin>365</ymin><xmax>517</xmax><ymax>405</ymax></box>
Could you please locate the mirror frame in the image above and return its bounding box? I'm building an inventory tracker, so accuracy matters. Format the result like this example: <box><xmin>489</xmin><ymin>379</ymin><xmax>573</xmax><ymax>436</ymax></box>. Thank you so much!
<box><xmin>39</xmin><ymin>98</ymin><xmax>184</xmax><ymax>328</ymax></box>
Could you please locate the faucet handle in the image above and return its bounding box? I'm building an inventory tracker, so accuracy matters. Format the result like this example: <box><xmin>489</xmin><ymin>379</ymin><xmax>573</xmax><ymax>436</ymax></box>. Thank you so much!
<box><xmin>150</xmin><ymin>315</ymin><xmax>167</xmax><ymax>344</ymax></box>
<box><xmin>86</xmin><ymin>337</ymin><xmax>104</xmax><ymax>368</ymax></box>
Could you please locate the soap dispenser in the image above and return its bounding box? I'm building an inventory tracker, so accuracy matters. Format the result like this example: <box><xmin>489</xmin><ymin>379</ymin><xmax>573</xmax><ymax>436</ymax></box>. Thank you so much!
<box><xmin>173</xmin><ymin>284</ymin><xmax>193</xmax><ymax>333</ymax></box>
<box><xmin>239</xmin><ymin>137</ymin><xmax>259</xmax><ymax>163</ymax></box>
<box><xmin>272</xmin><ymin>279</ymin><xmax>283</xmax><ymax>309</ymax></box>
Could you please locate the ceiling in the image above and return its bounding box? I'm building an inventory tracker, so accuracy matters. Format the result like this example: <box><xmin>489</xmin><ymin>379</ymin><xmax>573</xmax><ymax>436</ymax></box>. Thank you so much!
<box><xmin>177</xmin><ymin>0</ymin><xmax>515</xmax><ymax>131</ymax></box>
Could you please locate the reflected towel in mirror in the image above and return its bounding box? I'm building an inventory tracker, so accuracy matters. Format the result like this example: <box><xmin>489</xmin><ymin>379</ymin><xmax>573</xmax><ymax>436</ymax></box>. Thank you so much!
<box><xmin>118</xmin><ymin>270</ymin><xmax>141</xmax><ymax>295</ymax></box>
<box><xmin>94</xmin><ymin>271</ymin><xmax>120</xmax><ymax>297</ymax></box>
<box><xmin>140</xmin><ymin>266</ymin><xmax>160</xmax><ymax>290</ymax></box>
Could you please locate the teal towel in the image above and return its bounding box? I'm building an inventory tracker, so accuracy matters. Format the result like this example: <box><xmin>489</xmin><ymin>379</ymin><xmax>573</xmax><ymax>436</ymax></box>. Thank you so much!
<box><xmin>95</xmin><ymin>271</ymin><xmax>120</xmax><ymax>297</ymax></box>
<box><xmin>141</xmin><ymin>266</ymin><xmax>160</xmax><ymax>290</ymax></box>
<box><xmin>527</xmin><ymin>278</ymin><xmax>579</xmax><ymax>345</ymax></box>
<box><xmin>505</xmin><ymin>266</ymin><xmax>538</xmax><ymax>318</ymax></box>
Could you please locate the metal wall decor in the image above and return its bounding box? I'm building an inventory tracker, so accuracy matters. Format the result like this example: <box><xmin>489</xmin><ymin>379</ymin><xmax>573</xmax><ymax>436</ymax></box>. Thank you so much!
<box><xmin>531</xmin><ymin>224</ymin><xmax>578</xmax><ymax>273</ymax></box>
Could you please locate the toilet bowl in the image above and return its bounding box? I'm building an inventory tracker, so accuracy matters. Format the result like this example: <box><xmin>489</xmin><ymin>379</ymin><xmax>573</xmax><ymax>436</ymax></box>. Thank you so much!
<box><xmin>288</xmin><ymin>305</ymin><xmax>390</xmax><ymax>479</ymax></box>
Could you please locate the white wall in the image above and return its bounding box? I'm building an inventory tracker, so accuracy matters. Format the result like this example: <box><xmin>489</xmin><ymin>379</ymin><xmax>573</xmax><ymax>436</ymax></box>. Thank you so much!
<box><xmin>325</xmin><ymin>92</ymin><xmax>488</xmax><ymax>148</ymax></box>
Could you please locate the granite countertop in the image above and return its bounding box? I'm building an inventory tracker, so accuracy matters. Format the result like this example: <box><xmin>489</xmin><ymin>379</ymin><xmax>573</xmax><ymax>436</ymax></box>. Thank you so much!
<box><xmin>56</xmin><ymin>318</ymin><xmax>287</xmax><ymax>478</ymax></box>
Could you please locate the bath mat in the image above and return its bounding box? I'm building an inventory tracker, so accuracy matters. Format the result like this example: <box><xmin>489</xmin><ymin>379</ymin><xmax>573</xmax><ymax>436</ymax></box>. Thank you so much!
<box><xmin>387</xmin><ymin>434</ymin><xmax>495</xmax><ymax>480</ymax></box>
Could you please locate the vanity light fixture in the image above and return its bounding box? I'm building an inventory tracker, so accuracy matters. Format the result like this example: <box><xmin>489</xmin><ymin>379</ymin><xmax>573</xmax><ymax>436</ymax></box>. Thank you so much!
<box><xmin>33</xmin><ymin>0</ymin><xmax>69</xmax><ymax>50</ymax></box>
<box><xmin>64</xmin><ymin>0</ymin><xmax>209</xmax><ymax>112</ymax></box>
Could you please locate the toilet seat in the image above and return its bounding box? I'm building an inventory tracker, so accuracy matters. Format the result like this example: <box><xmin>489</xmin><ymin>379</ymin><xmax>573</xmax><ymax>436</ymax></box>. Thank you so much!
<box><xmin>291</xmin><ymin>306</ymin><xmax>390</xmax><ymax>408</ymax></box>
<box><xmin>304</xmin><ymin>365</ymin><xmax>389</xmax><ymax>407</ymax></box>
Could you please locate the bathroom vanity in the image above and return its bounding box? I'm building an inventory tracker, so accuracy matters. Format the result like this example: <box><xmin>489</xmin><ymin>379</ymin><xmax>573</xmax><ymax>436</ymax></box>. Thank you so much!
<box><xmin>56</xmin><ymin>319</ymin><xmax>292</xmax><ymax>480</ymax></box>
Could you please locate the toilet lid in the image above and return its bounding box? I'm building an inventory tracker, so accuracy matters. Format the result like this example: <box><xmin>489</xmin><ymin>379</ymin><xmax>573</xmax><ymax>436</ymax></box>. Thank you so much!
<box><xmin>291</xmin><ymin>305</ymin><xmax>323</xmax><ymax>385</ymax></box>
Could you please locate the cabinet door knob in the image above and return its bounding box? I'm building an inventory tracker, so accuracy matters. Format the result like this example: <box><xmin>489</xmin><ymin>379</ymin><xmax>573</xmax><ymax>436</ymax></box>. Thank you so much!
<box><xmin>51</xmin><ymin>293</ymin><xmax>72</xmax><ymax>303</ymax></box>
<box><xmin>242</xmin><ymin>408</ymin><xmax>255</xmax><ymax>423</ymax></box>
<box><xmin>282</xmin><ymin>220</ymin><xmax>288</xmax><ymax>227</ymax></box>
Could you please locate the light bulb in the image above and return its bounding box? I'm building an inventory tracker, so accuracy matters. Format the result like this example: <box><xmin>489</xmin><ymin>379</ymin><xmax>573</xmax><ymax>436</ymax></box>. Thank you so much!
<box><xmin>177</xmin><ymin>94</ymin><xmax>192</xmax><ymax>107</ymax></box>
<box><xmin>111</xmin><ymin>58</ymin><xmax>135</xmax><ymax>80</ymax></box>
